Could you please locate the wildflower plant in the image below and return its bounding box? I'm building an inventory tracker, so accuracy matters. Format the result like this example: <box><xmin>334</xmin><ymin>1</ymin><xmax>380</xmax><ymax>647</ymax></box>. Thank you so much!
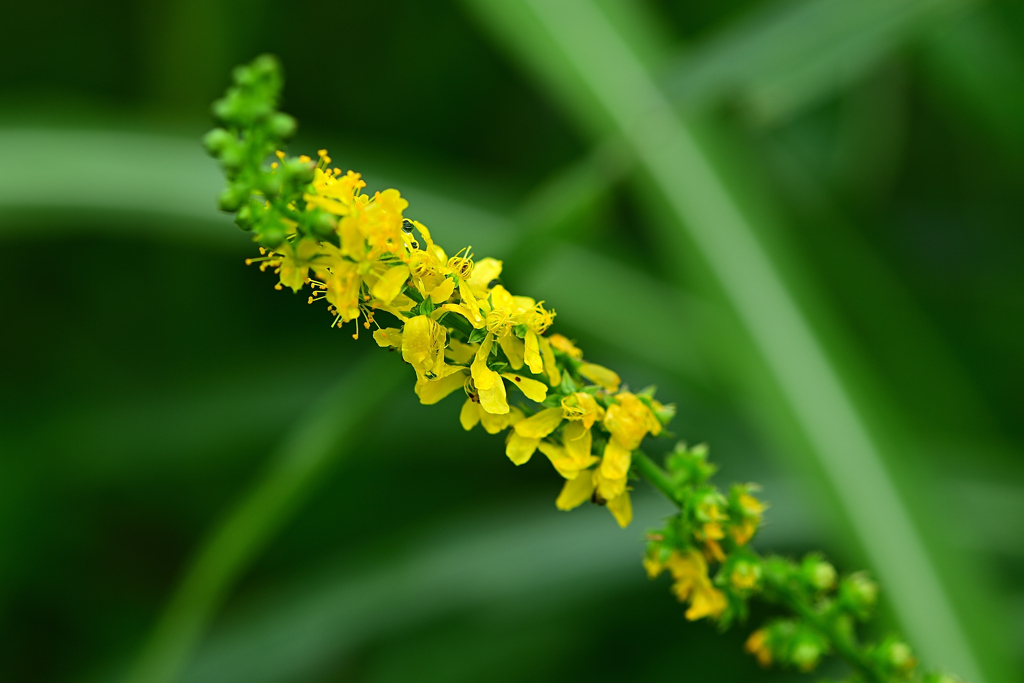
<box><xmin>203</xmin><ymin>55</ymin><xmax>968</xmax><ymax>683</ymax></box>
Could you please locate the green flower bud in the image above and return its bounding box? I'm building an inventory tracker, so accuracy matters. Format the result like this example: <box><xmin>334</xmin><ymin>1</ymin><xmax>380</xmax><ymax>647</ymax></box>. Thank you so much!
<box><xmin>307</xmin><ymin>209</ymin><xmax>337</xmax><ymax>239</ymax></box>
<box><xmin>202</xmin><ymin>127</ymin><xmax>233</xmax><ymax>155</ymax></box>
<box><xmin>876</xmin><ymin>639</ymin><xmax>917</xmax><ymax>679</ymax></box>
<box><xmin>257</xmin><ymin>220</ymin><xmax>287</xmax><ymax>248</ymax></box>
<box><xmin>801</xmin><ymin>554</ymin><xmax>837</xmax><ymax>592</ymax></box>
<box><xmin>283</xmin><ymin>157</ymin><xmax>315</xmax><ymax>184</ymax></box>
<box><xmin>235</xmin><ymin>204</ymin><xmax>254</xmax><ymax>231</ymax></box>
<box><xmin>269</xmin><ymin>112</ymin><xmax>297</xmax><ymax>139</ymax></box>
<box><xmin>219</xmin><ymin>143</ymin><xmax>244</xmax><ymax>171</ymax></box>
<box><xmin>211</xmin><ymin>97</ymin><xmax>235</xmax><ymax>122</ymax></box>
<box><xmin>232</xmin><ymin>64</ymin><xmax>255</xmax><ymax>86</ymax></box>
<box><xmin>218</xmin><ymin>186</ymin><xmax>246</xmax><ymax>212</ymax></box>
<box><xmin>840</xmin><ymin>572</ymin><xmax>879</xmax><ymax>620</ymax></box>
<box><xmin>790</xmin><ymin>635</ymin><xmax>824</xmax><ymax>672</ymax></box>
<box><xmin>261</xmin><ymin>173</ymin><xmax>282</xmax><ymax>199</ymax></box>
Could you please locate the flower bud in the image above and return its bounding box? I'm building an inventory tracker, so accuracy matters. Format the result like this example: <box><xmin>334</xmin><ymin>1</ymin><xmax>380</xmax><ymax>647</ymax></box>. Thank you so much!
<box><xmin>840</xmin><ymin>571</ymin><xmax>879</xmax><ymax>620</ymax></box>
<box><xmin>876</xmin><ymin>639</ymin><xmax>917</xmax><ymax>678</ymax></box>
<box><xmin>257</xmin><ymin>219</ymin><xmax>287</xmax><ymax>248</ymax></box>
<box><xmin>235</xmin><ymin>204</ymin><xmax>254</xmax><ymax>231</ymax></box>
<box><xmin>283</xmin><ymin>157</ymin><xmax>316</xmax><ymax>184</ymax></box>
<box><xmin>219</xmin><ymin>186</ymin><xmax>245</xmax><ymax>212</ymax></box>
<box><xmin>269</xmin><ymin>113</ymin><xmax>297</xmax><ymax>139</ymax></box>
<box><xmin>790</xmin><ymin>634</ymin><xmax>824</xmax><ymax>672</ymax></box>
<box><xmin>202</xmin><ymin>127</ymin><xmax>233</xmax><ymax>156</ymax></box>
<box><xmin>801</xmin><ymin>555</ymin><xmax>837</xmax><ymax>592</ymax></box>
<box><xmin>307</xmin><ymin>209</ymin><xmax>337</xmax><ymax>239</ymax></box>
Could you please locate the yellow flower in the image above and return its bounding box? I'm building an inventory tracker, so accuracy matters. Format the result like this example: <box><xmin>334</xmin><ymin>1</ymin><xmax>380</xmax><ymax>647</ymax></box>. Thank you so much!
<box><xmin>649</xmin><ymin>550</ymin><xmax>728</xmax><ymax>621</ymax></box>
<box><xmin>553</xmin><ymin>467</ymin><xmax>632</xmax><ymax>528</ymax></box>
<box><xmin>461</xmin><ymin>400</ymin><xmax>522</xmax><ymax>435</ymax></box>
<box><xmin>440</xmin><ymin>338</ymin><xmax>474</xmax><ymax>365</ymax></box>
<box><xmin>369</xmin><ymin>263</ymin><xmax>410</xmax><ymax>305</ymax></box>
<box><xmin>402</xmin><ymin>315</ymin><xmax>447</xmax><ymax>380</ymax></box>
<box><xmin>548</xmin><ymin>333</ymin><xmax>583</xmax><ymax>359</ymax></box>
<box><xmin>696</xmin><ymin>500</ymin><xmax>729</xmax><ymax>562</ymax></box>
<box><xmin>593</xmin><ymin>466</ymin><xmax>627</xmax><ymax>501</ymax></box>
<box><xmin>560</xmin><ymin>392</ymin><xmax>604</xmax><ymax>430</ymax></box>
<box><xmin>685</xmin><ymin>584</ymin><xmax>728</xmax><ymax>621</ymax></box>
<box><xmin>465</xmin><ymin>256</ymin><xmax>502</xmax><ymax>297</ymax></box>
<box><xmin>512</xmin><ymin>407</ymin><xmax>564</xmax><ymax>440</ymax></box>
<box><xmin>303</xmin><ymin>166</ymin><xmax>366</xmax><ymax>216</ymax></box>
<box><xmin>730</xmin><ymin>562</ymin><xmax>760</xmax><ymax>591</ymax></box>
<box><xmin>414</xmin><ymin>366</ymin><xmax>467</xmax><ymax>405</ymax></box>
<box><xmin>731</xmin><ymin>492</ymin><xmax>766</xmax><ymax>546</ymax></box>
<box><xmin>272</xmin><ymin>238</ymin><xmax>321</xmax><ymax>292</ymax></box>
<box><xmin>470</xmin><ymin>334</ymin><xmax>508</xmax><ymax>415</ymax></box>
<box><xmin>745</xmin><ymin>629</ymin><xmax>772</xmax><ymax>667</ymax></box>
<box><xmin>372</xmin><ymin>327</ymin><xmax>402</xmax><ymax>348</ymax></box>
<box><xmin>538</xmin><ymin>441</ymin><xmax>598</xmax><ymax>480</ymax></box>
<box><xmin>604</xmin><ymin>392</ymin><xmax>661</xmax><ymax>450</ymax></box>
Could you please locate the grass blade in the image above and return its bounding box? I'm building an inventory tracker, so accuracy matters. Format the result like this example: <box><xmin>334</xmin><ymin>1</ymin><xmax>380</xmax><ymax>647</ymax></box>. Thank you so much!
<box><xmin>120</xmin><ymin>357</ymin><xmax>404</xmax><ymax>683</ymax></box>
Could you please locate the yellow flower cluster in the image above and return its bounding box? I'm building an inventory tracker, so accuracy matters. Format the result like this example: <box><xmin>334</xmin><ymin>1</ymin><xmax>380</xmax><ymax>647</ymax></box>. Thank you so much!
<box><xmin>644</xmin><ymin>549</ymin><xmax>728</xmax><ymax>621</ymax></box>
<box><xmin>250</xmin><ymin>151</ymin><xmax>670</xmax><ymax>528</ymax></box>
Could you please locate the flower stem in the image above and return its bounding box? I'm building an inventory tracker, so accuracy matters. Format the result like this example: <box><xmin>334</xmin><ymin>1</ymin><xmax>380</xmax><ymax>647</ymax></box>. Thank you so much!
<box><xmin>632</xmin><ymin>451</ymin><xmax>683</xmax><ymax>506</ymax></box>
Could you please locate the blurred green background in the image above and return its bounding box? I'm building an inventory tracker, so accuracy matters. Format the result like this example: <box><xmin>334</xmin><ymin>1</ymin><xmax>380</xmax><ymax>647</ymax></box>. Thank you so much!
<box><xmin>1</xmin><ymin>1</ymin><xmax>1022</xmax><ymax>682</ymax></box>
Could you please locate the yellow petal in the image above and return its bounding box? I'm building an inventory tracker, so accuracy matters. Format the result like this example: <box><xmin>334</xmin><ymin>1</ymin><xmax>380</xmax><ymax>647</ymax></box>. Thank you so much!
<box><xmin>439</xmin><ymin>302</ymin><xmax>486</xmax><ymax>329</ymax></box>
<box><xmin>489</xmin><ymin>284</ymin><xmax>515</xmax><ymax>311</ymax></box>
<box><xmin>524</xmin><ymin>330</ymin><xmax>543</xmax><ymax>374</ymax></box>
<box><xmin>537</xmin><ymin>442</ymin><xmax>576</xmax><ymax>479</ymax></box>
<box><xmin>513</xmin><ymin>407</ymin><xmax>563</xmax><ymax>439</ymax></box>
<box><xmin>685</xmin><ymin>585</ymin><xmax>728</xmax><ymax>621</ymax></box>
<box><xmin>478</xmin><ymin>374</ymin><xmax>509</xmax><ymax>415</ymax></box>
<box><xmin>578</xmin><ymin>363</ymin><xmax>621</xmax><ymax>392</ymax></box>
<box><xmin>458</xmin><ymin>280</ymin><xmax>484</xmax><ymax>326</ymax></box>
<box><xmin>479</xmin><ymin>407</ymin><xmax>511</xmax><ymax>434</ymax></box>
<box><xmin>445</xmin><ymin>338</ymin><xmax>477</xmax><ymax>365</ymax></box>
<box><xmin>548</xmin><ymin>333</ymin><xmax>583</xmax><ymax>359</ymax></box>
<box><xmin>501</xmin><ymin>373</ymin><xmax>548</xmax><ymax>402</ymax></box>
<box><xmin>506</xmin><ymin>432</ymin><xmax>539</xmax><ymax>465</ymax></box>
<box><xmin>415</xmin><ymin>367</ymin><xmax>467</xmax><ymax>405</ymax></box>
<box><xmin>460</xmin><ymin>398</ymin><xmax>480</xmax><ymax>431</ymax></box>
<box><xmin>370</xmin><ymin>264</ymin><xmax>410</xmax><ymax>304</ymax></box>
<box><xmin>595</xmin><ymin>469</ymin><xmax>627</xmax><ymax>501</ymax></box>
<box><xmin>402</xmin><ymin>315</ymin><xmax>445</xmax><ymax>377</ymax></box>
<box><xmin>556</xmin><ymin>473</ymin><xmax>596</xmax><ymax>511</ymax></box>
<box><xmin>539</xmin><ymin>337</ymin><xmax>561</xmax><ymax>386</ymax></box>
<box><xmin>428</xmin><ymin>276</ymin><xmax>456</xmax><ymax>304</ymax></box>
<box><xmin>372</xmin><ymin>327</ymin><xmax>403</xmax><ymax>348</ymax></box>
<box><xmin>601</xmin><ymin>439</ymin><xmax>632</xmax><ymax>479</ymax></box>
<box><xmin>562</xmin><ymin>420</ymin><xmax>592</xmax><ymax>463</ymax></box>
<box><xmin>467</xmin><ymin>257</ymin><xmax>503</xmax><ymax>297</ymax></box>
<box><xmin>539</xmin><ymin>443</ymin><xmax>598</xmax><ymax>480</ymax></box>
<box><xmin>497</xmin><ymin>334</ymin><xmax>525</xmax><ymax>370</ymax></box>
<box><xmin>607</xmin><ymin>491</ymin><xmax>633</xmax><ymax>528</ymax></box>
<box><xmin>508</xmin><ymin>407</ymin><xmax>525</xmax><ymax>427</ymax></box>
<box><xmin>471</xmin><ymin>334</ymin><xmax>495</xmax><ymax>390</ymax></box>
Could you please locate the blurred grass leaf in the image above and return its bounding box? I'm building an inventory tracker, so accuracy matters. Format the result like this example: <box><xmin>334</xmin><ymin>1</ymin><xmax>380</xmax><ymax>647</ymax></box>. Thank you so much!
<box><xmin>122</xmin><ymin>357</ymin><xmax>404</xmax><ymax>683</ymax></box>
<box><xmin>661</xmin><ymin>0</ymin><xmax>979</xmax><ymax>124</ymax></box>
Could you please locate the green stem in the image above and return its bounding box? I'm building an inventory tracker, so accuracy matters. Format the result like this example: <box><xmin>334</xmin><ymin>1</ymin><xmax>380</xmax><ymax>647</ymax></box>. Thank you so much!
<box><xmin>632</xmin><ymin>451</ymin><xmax>682</xmax><ymax>506</ymax></box>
